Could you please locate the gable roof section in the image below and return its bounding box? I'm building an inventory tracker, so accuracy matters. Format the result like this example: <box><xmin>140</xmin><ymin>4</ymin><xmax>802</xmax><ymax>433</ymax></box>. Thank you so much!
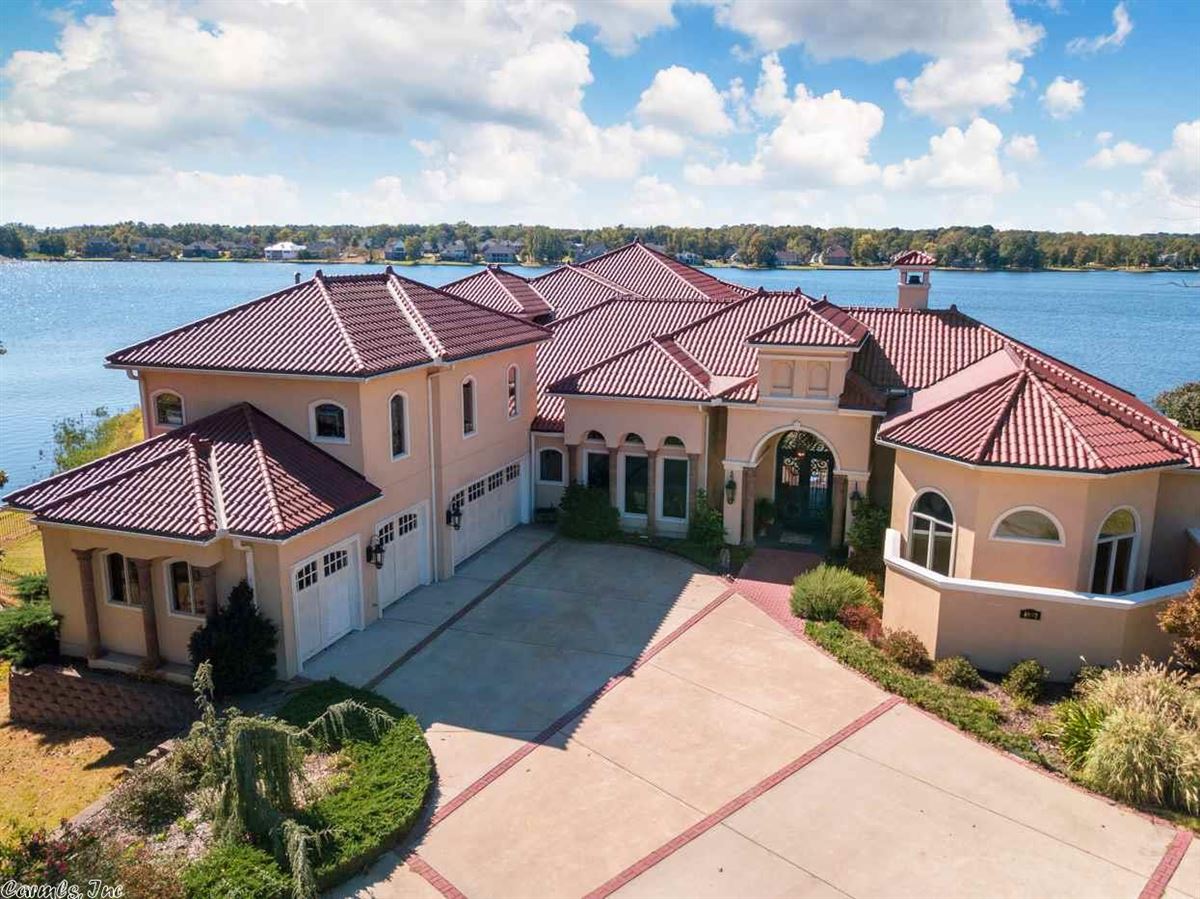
<box><xmin>574</xmin><ymin>241</ymin><xmax>751</xmax><ymax>302</ymax></box>
<box><xmin>107</xmin><ymin>268</ymin><xmax>549</xmax><ymax>378</ymax></box>
<box><xmin>747</xmin><ymin>301</ymin><xmax>869</xmax><ymax>348</ymax></box>
<box><xmin>877</xmin><ymin>348</ymin><xmax>1197</xmax><ymax>473</ymax></box>
<box><xmin>443</xmin><ymin>265</ymin><xmax>553</xmax><ymax>319</ymax></box>
<box><xmin>892</xmin><ymin>249</ymin><xmax>937</xmax><ymax>267</ymax></box>
<box><xmin>4</xmin><ymin>404</ymin><xmax>381</xmax><ymax>541</ymax></box>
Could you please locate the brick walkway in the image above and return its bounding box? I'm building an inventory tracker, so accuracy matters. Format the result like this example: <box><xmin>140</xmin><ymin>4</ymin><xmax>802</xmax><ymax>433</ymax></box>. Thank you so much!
<box><xmin>733</xmin><ymin>547</ymin><xmax>820</xmax><ymax>634</ymax></box>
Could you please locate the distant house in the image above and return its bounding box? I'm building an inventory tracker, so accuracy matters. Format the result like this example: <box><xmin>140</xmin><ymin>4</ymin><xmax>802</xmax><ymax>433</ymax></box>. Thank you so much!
<box><xmin>81</xmin><ymin>237</ymin><xmax>118</xmax><ymax>258</ymax></box>
<box><xmin>130</xmin><ymin>237</ymin><xmax>175</xmax><ymax>257</ymax></box>
<box><xmin>439</xmin><ymin>240</ymin><xmax>470</xmax><ymax>262</ymax></box>
<box><xmin>576</xmin><ymin>243</ymin><xmax>607</xmax><ymax>262</ymax></box>
<box><xmin>182</xmin><ymin>241</ymin><xmax>221</xmax><ymax>259</ymax></box>
<box><xmin>645</xmin><ymin>242</ymin><xmax>668</xmax><ymax>254</ymax></box>
<box><xmin>676</xmin><ymin>250</ymin><xmax>703</xmax><ymax>265</ymax></box>
<box><xmin>774</xmin><ymin>249</ymin><xmax>804</xmax><ymax>267</ymax></box>
<box><xmin>811</xmin><ymin>244</ymin><xmax>852</xmax><ymax>266</ymax></box>
<box><xmin>264</xmin><ymin>241</ymin><xmax>306</xmax><ymax>261</ymax></box>
<box><xmin>222</xmin><ymin>241</ymin><xmax>258</xmax><ymax>259</ymax></box>
<box><xmin>308</xmin><ymin>238</ymin><xmax>341</xmax><ymax>259</ymax></box>
<box><xmin>479</xmin><ymin>239</ymin><xmax>522</xmax><ymax>264</ymax></box>
<box><xmin>384</xmin><ymin>239</ymin><xmax>406</xmax><ymax>260</ymax></box>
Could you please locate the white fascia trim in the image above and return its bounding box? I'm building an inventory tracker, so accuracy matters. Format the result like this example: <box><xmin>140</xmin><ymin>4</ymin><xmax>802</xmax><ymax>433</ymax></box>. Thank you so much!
<box><xmin>553</xmin><ymin>392</ymin><xmax>712</xmax><ymax>409</ymax></box>
<box><xmin>755</xmin><ymin>345</ymin><xmax>862</xmax><ymax>357</ymax></box>
<box><xmin>877</xmin><ymin>439</ymin><xmax>1188</xmax><ymax>479</ymax></box>
<box><xmin>883</xmin><ymin>529</ymin><xmax>1188</xmax><ymax>610</ymax></box>
<box><xmin>32</xmin><ymin>519</ymin><xmax>220</xmax><ymax>546</ymax></box>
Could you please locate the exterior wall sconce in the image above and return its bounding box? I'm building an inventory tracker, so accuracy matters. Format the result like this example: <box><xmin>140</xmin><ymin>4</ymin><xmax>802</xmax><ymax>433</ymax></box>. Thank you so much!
<box><xmin>446</xmin><ymin>504</ymin><xmax>464</xmax><ymax>530</ymax></box>
<box><xmin>365</xmin><ymin>535</ymin><xmax>386</xmax><ymax>570</ymax></box>
<box><xmin>725</xmin><ymin>474</ymin><xmax>737</xmax><ymax>505</ymax></box>
<box><xmin>851</xmin><ymin>487</ymin><xmax>863</xmax><ymax>503</ymax></box>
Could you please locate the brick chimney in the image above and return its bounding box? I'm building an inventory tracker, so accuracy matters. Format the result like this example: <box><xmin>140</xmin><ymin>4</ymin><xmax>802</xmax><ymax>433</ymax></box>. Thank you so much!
<box><xmin>892</xmin><ymin>250</ymin><xmax>935</xmax><ymax>310</ymax></box>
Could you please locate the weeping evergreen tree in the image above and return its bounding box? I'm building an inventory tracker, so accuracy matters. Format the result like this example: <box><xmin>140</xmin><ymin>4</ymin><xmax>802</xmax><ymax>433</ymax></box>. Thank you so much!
<box><xmin>190</xmin><ymin>662</ymin><xmax>395</xmax><ymax>899</ymax></box>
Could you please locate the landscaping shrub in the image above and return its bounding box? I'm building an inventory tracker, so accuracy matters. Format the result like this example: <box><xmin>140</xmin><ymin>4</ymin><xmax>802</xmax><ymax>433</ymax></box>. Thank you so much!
<box><xmin>182</xmin><ymin>842</ymin><xmax>291</xmax><ymax>899</ymax></box>
<box><xmin>846</xmin><ymin>498</ymin><xmax>889</xmax><ymax>561</ymax></box>
<box><xmin>806</xmin><ymin>621</ymin><xmax>1033</xmax><ymax>757</ymax></box>
<box><xmin>934</xmin><ymin>655</ymin><xmax>982</xmax><ymax>690</ymax></box>
<box><xmin>880</xmin><ymin>628</ymin><xmax>930</xmax><ymax>671</ymax></box>
<box><xmin>1154</xmin><ymin>381</ymin><xmax>1200</xmax><ymax>430</ymax></box>
<box><xmin>1002</xmin><ymin>659</ymin><xmax>1049</xmax><ymax>703</ymax></box>
<box><xmin>188</xmin><ymin>580</ymin><xmax>277</xmax><ymax>696</ymax></box>
<box><xmin>790</xmin><ymin>564</ymin><xmax>873</xmax><ymax>621</ymax></box>
<box><xmin>1158</xmin><ymin>577</ymin><xmax>1200</xmax><ymax>671</ymax></box>
<box><xmin>686</xmin><ymin>489</ymin><xmax>726</xmax><ymax>551</ymax></box>
<box><xmin>0</xmin><ymin>601</ymin><xmax>59</xmax><ymax>667</ymax></box>
<box><xmin>108</xmin><ymin>764</ymin><xmax>191</xmax><ymax>833</ymax></box>
<box><xmin>1054</xmin><ymin>661</ymin><xmax>1200</xmax><ymax>813</ymax></box>
<box><xmin>836</xmin><ymin>603</ymin><xmax>879</xmax><ymax>634</ymax></box>
<box><xmin>13</xmin><ymin>573</ymin><xmax>49</xmax><ymax>603</ymax></box>
<box><xmin>557</xmin><ymin>484</ymin><xmax>620</xmax><ymax>541</ymax></box>
<box><xmin>1073</xmin><ymin>663</ymin><xmax>1106</xmax><ymax>691</ymax></box>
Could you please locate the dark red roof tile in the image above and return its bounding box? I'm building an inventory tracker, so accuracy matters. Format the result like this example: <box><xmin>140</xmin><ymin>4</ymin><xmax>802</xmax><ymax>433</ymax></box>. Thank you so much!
<box><xmin>444</xmin><ymin>266</ymin><xmax>553</xmax><ymax>320</ymax></box>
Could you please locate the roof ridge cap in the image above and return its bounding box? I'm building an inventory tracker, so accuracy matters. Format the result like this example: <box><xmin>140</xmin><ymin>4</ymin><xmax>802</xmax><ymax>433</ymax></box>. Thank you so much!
<box><xmin>639</xmin><ymin>241</ymin><xmax>703</xmax><ymax>297</ymax></box>
<box><xmin>312</xmin><ymin>271</ymin><xmax>365</xmax><ymax>372</ymax></box>
<box><xmin>399</xmin><ymin>268</ymin><xmax>553</xmax><ymax>337</ymax></box>
<box><xmin>1023</xmin><ymin>371</ymin><xmax>1106</xmax><ymax>469</ymax></box>
<box><xmin>208</xmin><ymin>441</ymin><xmax>229</xmax><ymax>532</ymax></box>
<box><xmin>568</xmin><ymin>262</ymin><xmax>642</xmax><ymax>296</ymax></box>
<box><xmin>242</xmin><ymin>405</ymin><xmax>286</xmax><ymax>533</ymax></box>
<box><xmin>386</xmin><ymin>274</ymin><xmax>444</xmax><ymax>361</ymax></box>
<box><xmin>972</xmin><ymin>369</ymin><xmax>1028</xmax><ymax>464</ymax></box>
<box><xmin>184</xmin><ymin>438</ymin><xmax>216</xmax><ymax>535</ymax></box>
<box><xmin>654</xmin><ymin>335</ymin><xmax>712</xmax><ymax>390</ymax></box>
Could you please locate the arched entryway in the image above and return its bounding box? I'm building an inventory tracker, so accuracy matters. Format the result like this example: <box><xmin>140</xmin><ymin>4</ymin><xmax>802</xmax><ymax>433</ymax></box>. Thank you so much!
<box><xmin>769</xmin><ymin>431</ymin><xmax>835</xmax><ymax>549</ymax></box>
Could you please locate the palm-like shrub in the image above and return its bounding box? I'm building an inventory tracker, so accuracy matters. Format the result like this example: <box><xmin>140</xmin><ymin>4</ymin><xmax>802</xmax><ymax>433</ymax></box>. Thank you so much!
<box><xmin>791</xmin><ymin>564</ymin><xmax>873</xmax><ymax>621</ymax></box>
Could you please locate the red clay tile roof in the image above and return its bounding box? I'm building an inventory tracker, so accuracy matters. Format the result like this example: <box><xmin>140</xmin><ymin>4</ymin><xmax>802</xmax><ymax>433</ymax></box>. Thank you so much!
<box><xmin>849</xmin><ymin>307</ymin><xmax>1008</xmax><ymax>390</ymax></box>
<box><xmin>877</xmin><ymin>347</ymin><xmax>1197</xmax><ymax>473</ymax></box>
<box><xmin>107</xmin><ymin>268</ymin><xmax>549</xmax><ymax>378</ymax></box>
<box><xmin>575</xmin><ymin>241</ymin><xmax>751</xmax><ymax>302</ymax></box>
<box><xmin>4</xmin><ymin>404</ymin><xmax>381</xmax><ymax>540</ymax></box>
<box><xmin>892</xmin><ymin>249</ymin><xmax>937</xmax><ymax>267</ymax></box>
<box><xmin>747</xmin><ymin>300</ymin><xmax>869</xmax><ymax>348</ymax></box>
<box><xmin>443</xmin><ymin>265</ymin><xmax>553</xmax><ymax>320</ymax></box>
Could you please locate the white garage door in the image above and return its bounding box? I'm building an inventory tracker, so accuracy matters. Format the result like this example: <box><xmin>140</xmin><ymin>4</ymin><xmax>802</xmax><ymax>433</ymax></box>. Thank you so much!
<box><xmin>452</xmin><ymin>460</ymin><xmax>523</xmax><ymax>566</ymax></box>
<box><xmin>293</xmin><ymin>538</ymin><xmax>360</xmax><ymax>663</ymax></box>
<box><xmin>376</xmin><ymin>504</ymin><xmax>429</xmax><ymax>609</ymax></box>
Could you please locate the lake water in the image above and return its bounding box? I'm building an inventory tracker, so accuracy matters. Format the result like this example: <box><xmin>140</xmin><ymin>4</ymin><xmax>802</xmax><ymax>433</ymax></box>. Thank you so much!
<box><xmin>1</xmin><ymin>261</ymin><xmax>1197</xmax><ymax>492</ymax></box>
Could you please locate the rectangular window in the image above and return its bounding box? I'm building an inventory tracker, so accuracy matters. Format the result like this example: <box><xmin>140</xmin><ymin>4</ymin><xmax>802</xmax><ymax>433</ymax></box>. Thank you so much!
<box><xmin>505</xmin><ymin>462</ymin><xmax>520</xmax><ymax>481</ymax></box>
<box><xmin>169</xmin><ymin>560</ymin><xmax>204</xmax><ymax>616</ymax></box>
<box><xmin>661</xmin><ymin>458</ymin><xmax>688</xmax><ymax>520</ymax></box>
<box><xmin>539</xmin><ymin>450</ymin><xmax>563</xmax><ymax>483</ymax></box>
<box><xmin>390</xmin><ymin>394</ymin><xmax>407</xmax><ymax>457</ymax></box>
<box><xmin>323</xmin><ymin>549</ymin><xmax>348</xmax><ymax>577</ymax></box>
<box><xmin>507</xmin><ymin>367</ymin><xmax>519</xmax><ymax>418</ymax></box>
<box><xmin>462</xmin><ymin>380</ymin><xmax>476</xmax><ymax>436</ymax></box>
<box><xmin>488</xmin><ymin>471</ymin><xmax>504</xmax><ymax>491</ymax></box>
<box><xmin>624</xmin><ymin>455</ymin><xmax>648</xmax><ymax>515</ymax></box>
<box><xmin>106</xmin><ymin>553</ymin><xmax>142</xmax><ymax>606</ymax></box>
<box><xmin>397</xmin><ymin>512</ymin><xmax>419</xmax><ymax>536</ymax></box>
<box><xmin>586</xmin><ymin>451</ymin><xmax>609</xmax><ymax>491</ymax></box>
<box><xmin>468</xmin><ymin>479</ymin><xmax>486</xmax><ymax>502</ymax></box>
<box><xmin>296</xmin><ymin>560</ymin><xmax>318</xmax><ymax>591</ymax></box>
<box><xmin>378</xmin><ymin>521</ymin><xmax>395</xmax><ymax>545</ymax></box>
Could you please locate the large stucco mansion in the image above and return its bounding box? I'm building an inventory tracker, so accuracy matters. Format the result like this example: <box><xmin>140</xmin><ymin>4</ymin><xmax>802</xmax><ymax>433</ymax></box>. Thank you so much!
<box><xmin>7</xmin><ymin>243</ymin><xmax>1199</xmax><ymax>680</ymax></box>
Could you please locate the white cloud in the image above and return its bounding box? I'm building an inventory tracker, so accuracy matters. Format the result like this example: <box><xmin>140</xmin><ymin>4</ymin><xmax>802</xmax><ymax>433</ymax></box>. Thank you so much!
<box><xmin>570</xmin><ymin>0</ymin><xmax>676</xmax><ymax>56</ymax></box>
<box><xmin>1096</xmin><ymin>131</ymin><xmax>1114</xmax><ymax>146</ymax></box>
<box><xmin>751</xmin><ymin>52</ymin><xmax>790</xmax><ymax>118</ymax></box>
<box><xmin>1086</xmin><ymin>140</ymin><xmax>1152</xmax><ymax>168</ymax></box>
<box><xmin>895</xmin><ymin>57</ymin><xmax>1025</xmax><ymax>124</ymax></box>
<box><xmin>686</xmin><ymin>81</ymin><xmax>884</xmax><ymax>188</ymax></box>
<box><xmin>882</xmin><ymin>118</ymin><xmax>1014</xmax><ymax>193</ymax></box>
<box><xmin>627</xmin><ymin>176</ymin><xmax>703</xmax><ymax>224</ymax></box>
<box><xmin>1067</xmin><ymin>3</ymin><xmax>1133</xmax><ymax>55</ymax></box>
<box><xmin>1143</xmin><ymin>120</ymin><xmax>1200</xmax><ymax>211</ymax></box>
<box><xmin>1041</xmin><ymin>77</ymin><xmax>1086</xmax><ymax>119</ymax></box>
<box><xmin>1005</xmin><ymin>134</ymin><xmax>1040</xmax><ymax>162</ymax></box>
<box><xmin>712</xmin><ymin>0</ymin><xmax>1041</xmax><ymax>122</ymax></box>
<box><xmin>636</xmin><ymin>66</ymin><xmax>733</xmax><ymax>136</ymax></box>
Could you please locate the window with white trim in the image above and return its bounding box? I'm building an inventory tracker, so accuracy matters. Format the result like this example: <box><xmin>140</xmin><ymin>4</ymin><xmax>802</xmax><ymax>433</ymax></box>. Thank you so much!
<box><xmin>488</xmin><ymin>471</ymin><xmax>504</xmax><ymax>491</ymax></box>
<box><xmin>624</xmin><ymin>454</ymin><xmax>648</xmax><ymax>515</ymax></box>
<box><xmin>506</xmin><ymin>366</ymin><xmax>519</xmax><ymax>418</ymax></box>
<box><xmin>1092</xmin><ymin>509</ymin><xmax>1137</xmax><ymax>594</ymax></box>
<box><xmin>505</xmin><ymin>462</ymin><xmax>521</xmax><ymax>481</ymax></box>
<box><xmin>104</xmin><ymin>552</ymin><xmax>143</xmax><ymax>606</ymax></box>
<box><xmin>167</xmin><ymin>560</ymin><xmax>205</xmax><ymax>616</ymax></box>
<box><xmin>313</xmin><ymin>402</ymin><xmax>347</xmax><ymax>441</ymax></box>
<box><xmin>909</xmin><ymin>491</ymin><xmax>954</xmax><ymax>576</ymax></box>
<box><xmin>295</xmin><ymin>560</ymin><xmax>318</xmax><ymax>591</ymax></box>
<box><xmin>154</xmin><ymin>391</ymin><xmax>184</xmax><ymax>427</ymax></box>
<box><xmin>390</xmin><ymin>393</ymin><xmax>408</xmax><ymax>458</ymax></box>
<box><xmin>661</xmin><ymin>457</ymin><xmax>689</xmax><ymax>520</ymax></box>
<box><xmin>468</xmin><ymin>479</ymin><xmax>486</xmax><ymax>502</ymax></box>
<box><xmin>462</xmin><ymin>378</ymin><xmax>477</xmax><ymax>436</ymax></box>
<box><xmin>993</xmin><ymin>508</ymin><xmax>1062</xmax><ymax>544</ymax></box>
<box><xmin>539</xmin><ymin>448</ymin><xmax>564</xmax><ymax>483</ymax></box>
<box><xmin>323</xmin><ymin>548</ymin><xmax>349</xmax><ymax>577</ymax></box>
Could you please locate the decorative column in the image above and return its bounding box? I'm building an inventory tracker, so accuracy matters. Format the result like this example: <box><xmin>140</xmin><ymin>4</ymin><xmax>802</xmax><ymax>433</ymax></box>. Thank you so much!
<box><xmin>646</xmin><ymin>449</ymin><xmax>658</xmax><ymax>536</ymax></box>
<box><xmin>608</xmin><ymin>447</ymin><xmax>619</xmax><ymax>507</ymax></box>
<box><xmin>831</xmin><ymin>475</ymin><xmax>848</xmax><ymax>549</ymax></box>
<box><xmin>566</xmin><ymin>443</ymin><xmax>579</xmax><ymax>485</ymax></box>
<box><xmin>194</xmin><ymin>565</ymin><xmax>219</xmax><ymax>621</ymax></box>
<box><xmin>131</xmin><ymin>558</ymin><xmax>161</xmax><ymax>668</ymax></box>
<box><xmin>72</xmin><ymin>548</ymin><xmax>102</xmax><ymax>660</ymax></box>
<box><xmin>687</xmin><ymin>452</ymin><xmax>701</xmax><ymax>521</ymax></box>
<box><xmin>741</xmin><ymin>465</ymin><xmax>757</xmax><ymax>546</ymax></box>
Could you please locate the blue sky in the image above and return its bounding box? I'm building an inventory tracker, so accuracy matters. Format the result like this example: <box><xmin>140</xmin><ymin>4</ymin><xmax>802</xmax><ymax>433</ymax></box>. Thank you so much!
<box><xmin>1</xmin><ymin>0</ymin><xmax>1197</xmax><ymax>232</ymax></box>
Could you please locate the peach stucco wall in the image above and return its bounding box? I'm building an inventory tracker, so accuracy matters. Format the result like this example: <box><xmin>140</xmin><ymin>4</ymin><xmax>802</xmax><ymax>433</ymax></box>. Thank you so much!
<box><xmin>889</xmin><ymin>449</ymin><xmax>1164</xmax><ymax>592</ymax></box>
<box><xmin>723</xmin><ymin>406</ymin><xmax>874</xmax><ymax>473</ymax></box>
<box><xmin>562</xmin><ymin>397</ymin><xmax>706</xmax><ymax>455</ymax></box>
<box><xmin>1150</xmin><ymin>469</ymin><xmax>1200</xmax><ymax>582</ymax></box>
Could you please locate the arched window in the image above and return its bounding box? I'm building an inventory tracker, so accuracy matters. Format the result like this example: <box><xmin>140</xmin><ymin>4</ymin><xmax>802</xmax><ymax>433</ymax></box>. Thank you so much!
<box><xmin>506</xmin><ymin>365</ymin><xmax>519</xmax><ymax>418</ymax></box>
<box><xmin>585</xmin><ymin>430</ymin><xmax>605</xmax><ymax>442</ymax></box>
<box><xmin>311</xmin><ymin>402</ymin><xmax>347</xmax><ymax>442</ymax></box>
<box><xmin>389</xmin><ymin>392</ymin><xmax>408</xmax><ymax>459</ymax></box>
<box><xmin>663</xmin><ymin>436</ymin><xmax>685</xmax><ymax>448</ymax></box>
<box><xmin>1092</xmin><ymin>508</ymin><xmax>1137</xmax><ymax>594</ymax></box>
<box><xmin>992</xmin><ymin>507</ymin><xmax>1063</xmax><ymax>544</ymax></box>
<box><xmin>153</xmin><ymin>390</ymin><xmax>184</xmax><ymax>427</ymax></box>
<box><xmin>624</xmin><ymin>433</ymin><xmax>644</xmax><ymax>444</ymax></box>
<box><xmin>909</xmin><ymin>490</ymin><xmax>954</xmax><ymax>575</ymax></box>
<box><xmin>538</xmin><ymin>448</ymin><xmax>564</xmax><ymax>483</ymax></box>
<box><xmin>461</xmin><ymin>378</ymin><xmax>477</xmax><ymax>436</ymax></box>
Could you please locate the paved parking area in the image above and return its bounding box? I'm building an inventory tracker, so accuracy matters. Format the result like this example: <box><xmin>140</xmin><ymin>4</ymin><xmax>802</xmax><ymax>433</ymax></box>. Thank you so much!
<box><xmin>313</xmin><ymin>529</ymin><xmax>1196</xmax><ymax>899</ymax></box>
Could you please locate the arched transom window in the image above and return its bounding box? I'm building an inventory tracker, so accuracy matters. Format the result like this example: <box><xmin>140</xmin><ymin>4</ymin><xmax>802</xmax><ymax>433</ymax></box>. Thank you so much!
<box><xmin>1092</xmin><ymin>509</ymin><xmax>1137</xmax><ymax>595</ymax></box>
<box><xmin>909</xmin><ymin>491</ymin><xmax>954</xmax><ymax>575</ymax></box>
<box><xmin>312</xmin><ymin>402</ymin><xmax>346</xmax><ymax>442</ymax></box>
<box><xmin>992</xmin><ymin>508</ymin><xmax>1062</xmax><ymax>544</ymax></box>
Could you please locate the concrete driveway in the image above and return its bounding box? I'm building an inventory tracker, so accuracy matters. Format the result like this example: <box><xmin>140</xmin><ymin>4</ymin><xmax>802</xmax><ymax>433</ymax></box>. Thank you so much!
<box><xmin>311</xmin><ymin>528</ymin><xmax>1197</xmax><ymax>899</ymax></box>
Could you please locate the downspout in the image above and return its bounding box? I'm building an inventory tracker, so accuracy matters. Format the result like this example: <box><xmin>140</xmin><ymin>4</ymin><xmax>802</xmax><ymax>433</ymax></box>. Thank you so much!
<box><xmin>125</xmin><ymin>369</ymin><xmax>150</xmax><ymax>440</ymax></box>
<box><xmin>232</xmin><ymin>538</ymin><xmax>256</xmax><ymax>595</ymax></box>
<box><xmin>426</xmin><ymin>367</ymin><xmax>440</xmax><ymax>582</ymax></box>
<box><xmin>529</xmin><ymin>430</ymin><xmax>537</xmax><ymax>520</ymax></box>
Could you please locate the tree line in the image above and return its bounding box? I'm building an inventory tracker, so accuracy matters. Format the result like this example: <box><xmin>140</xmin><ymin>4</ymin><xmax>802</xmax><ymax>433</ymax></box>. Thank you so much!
<box><xmin>0</xmin><ymin>221</ymin><xmax>1196</xmax><ymax>269</ymax></box>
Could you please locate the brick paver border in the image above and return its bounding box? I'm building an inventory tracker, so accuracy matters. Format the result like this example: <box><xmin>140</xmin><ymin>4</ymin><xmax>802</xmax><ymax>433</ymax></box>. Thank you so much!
<box><xmin>407</xmin><ymin>852</ymin><xmax>468</xmax><ymax>899</ymax></box>
<box><xmin>582</xmin><ymin>695</ymin><xmax>902</xmax><ymax>899</ymax></box>
<box><xmin>427</xmin><ymin>583</ymin><xmax>740</xmax><ymax>827</ymax></box>
<box><xmin>1139</xmin><ymin>830</ymin><xmax>1194</xmax><ymax>899</ymax></box>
